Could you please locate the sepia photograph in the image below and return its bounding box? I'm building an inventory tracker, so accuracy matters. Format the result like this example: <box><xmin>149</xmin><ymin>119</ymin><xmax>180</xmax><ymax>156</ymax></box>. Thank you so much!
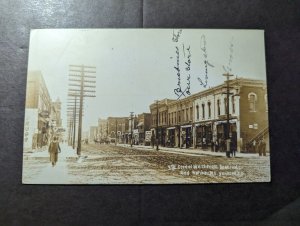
<box><xmin>22</xmin><ymin>29</ymin><xmax>270</xmax><ymax>184</ymax></box>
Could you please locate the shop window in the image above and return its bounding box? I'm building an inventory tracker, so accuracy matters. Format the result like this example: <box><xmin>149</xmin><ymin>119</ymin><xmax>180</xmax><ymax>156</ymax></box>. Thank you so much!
<box><xmin>202</xmin><ymin>103</ymin><xmax>205</xmax><ymax>119</ymax></box>
<box><xmin>217</xmin><ymin>99</ymin><xmax>221</xmax><ymax>116</ymax></box>
<box><xmin>196</xmin><ymin>105</ymin><xmax>199</xmax><ymax>120</ymax></box>
<box><xmin>248</xmin><ymin>92</ymin><xmax>257</xmax><ymax>112</ymax></box>
<box><xmin>208</xmin><ymin>102</ymin><xmax>211</xmax><ymax>118</ymax></box>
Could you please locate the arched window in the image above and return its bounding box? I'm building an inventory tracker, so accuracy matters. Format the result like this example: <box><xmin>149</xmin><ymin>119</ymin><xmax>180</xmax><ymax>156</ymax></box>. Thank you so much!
<box><xmin>224</xmin><ymin>98</ymin><xmax>228</xmax><ymax>114</ymax></box>
<box><xmin>232</xmin><ymin>96</ymin><xmax>235</xmax><ymax>114</ymax></box>
<box><xmin>217</xmin><ymin>99</ymin><xmax>220</xmax><ymax>116</ymax></box>
<box><xmin>248</xmin><ymin>92</ymin><xmax>257</xmax><ymax>112</ymax></box>
<box><xmin>196</xmin><ymin>105</ymin><xmax>199</xmax><ymax>120</ymax></box>
<box><xmin>202</xmin><ymin>103</ymin><xmax>205</xmax><ymax>119</ymax></box>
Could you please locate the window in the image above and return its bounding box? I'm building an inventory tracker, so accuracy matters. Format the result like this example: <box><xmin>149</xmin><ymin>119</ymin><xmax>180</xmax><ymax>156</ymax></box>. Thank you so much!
<box><xmin>185</xmin><ymin>108</ymin><xmax>187</xmax><ymax>121</ymax></box>
<box><xmin>202</xmin><ymin>103</ymin><xmax>205</xmax><ymax>119</ymax></box>
<box><xmin>224</xmin><ymin>98</ymin><xmax>228</xmax><ymax>114</ymax></box>
<box><xmin>217</xmin><ymin>99</ymin><xmax>221</xmax><ymax>116</ymax></box>
<box><xmin>178</xmin><ymin>111</ymin><xmax>181</xmax><ymax>123</ymax></box>
<box><xmin>232</xmin><ymin>96</ymin><xmax>235</xmax><ymax>114</ymax></box>
<box><xmin>196</xmin><ymin>105</ymin><xmax>199</xmax><ymax>120</ymax></box>
<box><xmin>208</xmin><ymin>102</ymin><xmax>211</xmax><ymax>118</ymax></box>
<box><xmin>248</xmin><ymin>92</ymin><xmax>257</xmax><ymax>112</ymax></box>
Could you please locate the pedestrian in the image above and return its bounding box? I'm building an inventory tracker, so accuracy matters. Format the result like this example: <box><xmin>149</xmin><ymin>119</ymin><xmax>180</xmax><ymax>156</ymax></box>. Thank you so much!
<box><xmin>231</xmin><ymin>139</ymin><xmax>236</xmax><ymax>157</ymax></box>
<box><xmin>261</xmin><ymin>138</ymin><xmax>266</xmax><ymax>156</ymax></box>
<box><xmin>253</xmin><ymin>140</ymin><xmax>257</xmax><ymax>153</ymax></box>
<box><xmin>215</xmin><ymin>139</ymin><xmax>219</xmax><ymax>152</ymax></box>
<box><xmin>48</xmin><ymin>136</ymin><xmax>61</xmax><ymax>167</ymax></box>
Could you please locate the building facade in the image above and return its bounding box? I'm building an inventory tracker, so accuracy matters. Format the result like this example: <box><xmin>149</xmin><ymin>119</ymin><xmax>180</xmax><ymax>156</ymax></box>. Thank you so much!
<box><xmin>24</xmin><ymin>71</ymin><xmax>52</xmax><ymax>150</ymax></box>
<box><xmin>149</xmin><ymin>78</ymin><xmax>269</xmax><ymax>152</ymax></box>
<box><xmin>136</xmin><ymin>113</ymin><xmax>151</xmax><ymax>144</ymax></box>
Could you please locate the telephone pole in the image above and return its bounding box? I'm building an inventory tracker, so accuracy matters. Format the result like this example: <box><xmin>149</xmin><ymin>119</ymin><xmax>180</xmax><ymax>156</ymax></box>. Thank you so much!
<box><xmin>68</xmin><ymin>65</ymin><xmax>96</xmax><ymax>156</ymax></box>
<box><xmin>222</xmin><ymin>73</ymin><xmax>234</xmax><ymax>158</ymax></box>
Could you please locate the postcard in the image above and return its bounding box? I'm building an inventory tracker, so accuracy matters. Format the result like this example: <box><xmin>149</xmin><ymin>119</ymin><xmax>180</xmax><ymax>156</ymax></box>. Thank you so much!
<box><xmin>22</xmin><ymin>29</ymin><xmax>270</xmax><ymax>184</ymax></box>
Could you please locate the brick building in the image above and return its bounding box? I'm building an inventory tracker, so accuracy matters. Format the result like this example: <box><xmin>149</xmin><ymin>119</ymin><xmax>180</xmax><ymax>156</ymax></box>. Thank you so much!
<box><xmin>24</xmin><ymin>71</ymin><xmax>52</xmax><ymax>149</ymax></box>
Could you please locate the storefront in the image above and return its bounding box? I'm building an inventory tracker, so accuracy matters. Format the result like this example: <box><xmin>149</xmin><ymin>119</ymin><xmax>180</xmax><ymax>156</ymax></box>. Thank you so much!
<box><xmin>195</xmin><ymin>123</ymin><xmax>213</xmax><ymax>149</ymax></box>
<box><xmin>166</xmin><ymin>127</ymin><xmax>176</xmax><ymax>147</ymax></box>
<box><xmin>181</xmin><ymin>125</ymin><xmax>192</xmax><ymax>148</ymax></box>
<box><xmin>157</xmin><ymin>127</ymin><xmax>166</xmax><ymax>147</ymax></box>
<box><xmin>215</xmin><ymin>119</ymin><xmax>237</xmax><ymax>152</ymax></box>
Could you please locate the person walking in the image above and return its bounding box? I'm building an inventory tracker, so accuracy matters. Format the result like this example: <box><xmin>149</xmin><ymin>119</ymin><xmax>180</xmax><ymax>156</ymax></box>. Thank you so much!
<box><xmin>261</xmin><ymin>138</ymin><xmax>267</xmax><ymax>156</ymax></box>
<box><xmin>48</xmin><ymin>136</ymin><xmax>61</xmax><ymax>167</ymax></box>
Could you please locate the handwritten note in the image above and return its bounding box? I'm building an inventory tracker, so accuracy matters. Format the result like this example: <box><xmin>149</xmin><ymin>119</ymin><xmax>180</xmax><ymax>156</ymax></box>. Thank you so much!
<box><xmin>197</xmin><ymin>35</ymin><xmax>214</xmax><ymax>88</ymax></box>
<box><xmin>173</xmin><ymin>44</ymin><xmax>192</xmax><ymax>99</ymax></box>
<box><xmin>172</xmin><ymin>29</ymin><xmax>182</xmax><ymax>42</ymax></box>
<box><xmin>223</xmin><ymin>37</ymin><xmax>234</xmax><ymax>73</ymax></box>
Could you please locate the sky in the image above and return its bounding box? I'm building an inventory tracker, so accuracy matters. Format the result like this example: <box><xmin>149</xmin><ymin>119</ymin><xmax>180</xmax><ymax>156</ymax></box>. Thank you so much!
<box><xmin>27</xmin><ymin>29</ymin><xmax>267</xmax><ymax>131</ymax></box>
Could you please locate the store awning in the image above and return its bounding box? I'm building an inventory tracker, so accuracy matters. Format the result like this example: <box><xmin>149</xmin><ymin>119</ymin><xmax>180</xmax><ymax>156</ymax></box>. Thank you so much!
<box><xmin>181</xmin><ymin>125</ymin><xmax>192</xmax><ymax>128</ymax></box>
<box><xmin>167</xmin><ymin>127</ymin><xmax>176</xmax><ymax>130</ymax></box>
<box><xmin>215</xmin><ymin>119</ymin><xmax>237</xmax><ymax>125</ymax></box>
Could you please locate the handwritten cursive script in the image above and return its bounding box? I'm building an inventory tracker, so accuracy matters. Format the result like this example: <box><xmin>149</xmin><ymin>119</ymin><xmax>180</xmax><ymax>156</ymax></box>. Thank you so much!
<box><xmin>172</xmin><ymin>29</ymin><xmax>182</xmax><ymax>42</ymax></box>
<box><xmin>198</xmin><ymin>35</ymin><xmax>214</xmax><ymax>88</ymax></box>
<box><xmin>223</xmin><ymin>37</ymin><xmax>234</xmax><ymax>73</ymax></box>
<box><xmin>174</xmin><ymin>46</ymin><xmax>186</xmax><ymax>99</ymax></box>
<box><xmin>185</xmin><ymin>46</ymin><xmax>191</xmax><ymax>95</ymax></box>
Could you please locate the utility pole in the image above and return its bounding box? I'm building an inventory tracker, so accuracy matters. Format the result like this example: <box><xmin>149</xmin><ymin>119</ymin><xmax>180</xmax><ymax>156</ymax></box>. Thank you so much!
<box><xmin>68</xmin><ymin>65</ymin><xmax>96</xmax><ymax>156</ymax></box>
<box><xmin>156</xmin><ymin>100</ymin><xmax>159</xmax><ymax>151</ymax></box>
<box><xmin>222</xmin><ymin>73</ymin><xmax>234</xmax><ymax>158</ymax></box>
<box><xmin>130</xmin><ymin>112</ymin><xmax>134</xmax><ymax>147</ymax></box>
<box><xmin>67</xmin><ymin>96</ymin><xmax>82</xmax><ymax>149</ymax></box>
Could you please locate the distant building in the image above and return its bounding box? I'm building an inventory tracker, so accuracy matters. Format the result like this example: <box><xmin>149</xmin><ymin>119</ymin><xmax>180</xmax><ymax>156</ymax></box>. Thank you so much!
<box><xmin>89</xmin><ymin>126</ymin><xmax>98</xmax><ymax>141</ymax></box>
<box><xmin>50</xmin><ymin>98</ymin><xmax>62</xmax><ymax>128</ymax></box>
<box><xmin>98</xmin><ymin>118</ymin><xmax>108</xmax><ymax>139</ymax></box>
<box><xmin>137</xmin><ymin>113</ymin><xmax>152</xmax><ymax>144</ymax></box>
<box><xmin>107</xmin><ymin>117</ymin><xmax>129</xmax><ymax>143</ymax></box>
<box><xmin>149</xmin><ymin>99</ymin><xmax>176</xmax><ymax>147</ymax></box>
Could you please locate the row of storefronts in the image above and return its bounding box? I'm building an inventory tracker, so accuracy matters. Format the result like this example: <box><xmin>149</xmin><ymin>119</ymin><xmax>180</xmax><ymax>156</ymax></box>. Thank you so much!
<box><xmin>91</xmin><ymin>78</ymin><xmax>269</xmax><ymax>153</ymax></box>
<box><xmin>150</xmin><ymin>78</ymin><xmax>269</xmax><ymax>153</ymax></box>
<box><xmin>24</xmin><ymin>71</ymin><xmax>63</xmax><ymax>151</ymax></box>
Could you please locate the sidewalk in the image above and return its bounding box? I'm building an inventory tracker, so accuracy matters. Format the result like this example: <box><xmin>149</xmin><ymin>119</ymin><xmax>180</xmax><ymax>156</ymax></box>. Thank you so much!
<box><xmin>117</xmin><ymin>143</ymin><xmax>265</xmax><ymax>158</ymax></box>
<box><xmin>26</xmin><ymin>143</ymin><xmax>77</xmax><ymax>158</ymax></box>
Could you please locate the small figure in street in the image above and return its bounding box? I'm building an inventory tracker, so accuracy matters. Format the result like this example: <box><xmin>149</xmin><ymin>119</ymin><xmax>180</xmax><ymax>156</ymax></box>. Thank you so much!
<box><xmin>215</xmin><ymin>139</ymin><xmax>219</xmax><ymax>152</ymax></box>
<box><xmin>258</xmin><ymin>138</ymin><xmax>267</xmax><ymax>156</ymax></box>
<box><xmin>231</xmin><ymin>139</ymin><xmax>236</xmax><ymax>157</ymax></box>
<box><xmin>253</xmin><ymin>140</ymin><xmax>256</xmax><ymax>153</ymax></box>
<box><xmin>48</xmin><ymin>136</ymin><xmax>61</xmax><ymax>167</ymax></box>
